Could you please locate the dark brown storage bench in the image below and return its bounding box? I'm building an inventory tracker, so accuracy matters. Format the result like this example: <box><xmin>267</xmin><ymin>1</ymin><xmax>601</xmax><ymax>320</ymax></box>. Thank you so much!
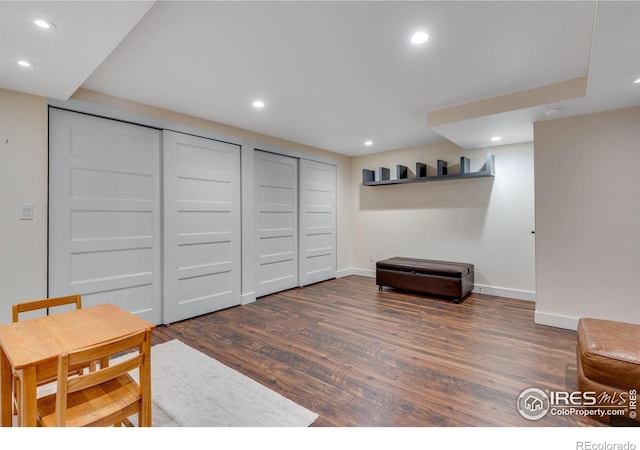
<box><xmin>376</xmin><ymin>257</ymin><xmax>474</xmax><ymax>303</ymax></box>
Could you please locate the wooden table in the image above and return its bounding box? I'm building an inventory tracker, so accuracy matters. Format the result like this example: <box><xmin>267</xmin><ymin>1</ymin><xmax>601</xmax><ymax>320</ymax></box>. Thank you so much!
<box><xmin>0</xmin><ymin>303</ymin><xmax>154</xmax><ymax>427</ymax></box>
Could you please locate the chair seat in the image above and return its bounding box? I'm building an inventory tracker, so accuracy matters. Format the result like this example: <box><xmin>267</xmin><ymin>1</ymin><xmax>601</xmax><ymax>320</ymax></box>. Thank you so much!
<box><xmin>37</xmin><ymin>374</ymin><xmax>141</xmax><ymax>427</ymax></box>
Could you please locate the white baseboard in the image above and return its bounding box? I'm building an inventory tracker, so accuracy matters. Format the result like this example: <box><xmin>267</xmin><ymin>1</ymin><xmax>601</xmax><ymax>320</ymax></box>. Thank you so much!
<box><xmin>472</xmin><ymin>284</ymin><xmax>536</xmax><ymax>302</ymax></box>
<box><xmin>241</xmin><ymin>292</ymin><xmax>256</xmax><ymax>305</ymax></box>
<box><xmin>534</xmin><ymin>311</ymin><xmax>579</xmax><ymax>331</ymax></box>
<box><xmin>336</xmin><ymin>268</ymin><xmax>355</xmax><ymax>278</ymax></box>
<box><xmin>341</xmin><ymin>267</ymin><xmax>536</xmax><ymax>302</ymax></box>
<box><xmin>351</xmin><ymin>268</ymin><xmax>375</xmax><ymax>278</ymax></box>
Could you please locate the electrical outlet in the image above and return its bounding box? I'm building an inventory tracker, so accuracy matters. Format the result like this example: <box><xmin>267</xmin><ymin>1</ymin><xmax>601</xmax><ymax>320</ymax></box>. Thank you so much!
<box><xmin>20</xmin><ymin>203</ymin><xmax>33</xmax><ymax>220</ymax></box>
<box><xmin>369</xmin><ymin>254</ymin><xmax>374</xmax><ymax>263</ymax></box>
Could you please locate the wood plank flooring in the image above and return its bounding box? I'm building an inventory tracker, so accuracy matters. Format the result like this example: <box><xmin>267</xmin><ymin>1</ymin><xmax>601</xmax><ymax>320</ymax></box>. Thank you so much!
<box><xmin>151</xmin><ymin>275</ymin><xmax>632</xmax><ymax>427</ymax></box>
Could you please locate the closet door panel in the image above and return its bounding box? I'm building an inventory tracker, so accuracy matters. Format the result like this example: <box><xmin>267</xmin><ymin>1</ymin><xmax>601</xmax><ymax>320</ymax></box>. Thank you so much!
<box><xmin>163</xmin><ymin>131</ymin><xmax>241</xmax><ymax>323</ymax></box>
<box><xmin>255</xmin><ymin>151</ymin><xmax>298</xmax><ymax>297</ymax></box>
<box><xmin>48</xmin><ymin>108</ymin><xmax>162</xmax><ymax>324</ymax></box>
<box><xmin>299</xmin><ymin>159</ymin><xmax>337</xmax><ymax>286</ymax></box>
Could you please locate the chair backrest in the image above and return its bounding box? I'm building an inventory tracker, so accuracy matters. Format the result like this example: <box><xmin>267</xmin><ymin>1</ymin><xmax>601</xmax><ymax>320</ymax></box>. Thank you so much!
<box><xmin>12</xmin><ymin>294</ymin><xmax>82</xmax><ymax>322</ymax></box>
<box><xmin>54</xmin><ymin>328</ymin><xmax>151</xmax><ymax>426</ymax></box>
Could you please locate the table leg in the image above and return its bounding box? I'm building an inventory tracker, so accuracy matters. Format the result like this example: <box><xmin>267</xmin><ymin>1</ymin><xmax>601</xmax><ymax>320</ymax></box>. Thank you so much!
<box><xmin>0</xmin><ymin>347</ymin><xmax>11</xmax><ymax>427</ymax></box>
<box><xmin>139</xmin><ymin>334</ymin><xmax>152</xmax><ymax>427</ymax></box>
<box><xmin>19</xmin><ymin>367</ymin><xmax>37</xmax><ymax>427</ymax></box>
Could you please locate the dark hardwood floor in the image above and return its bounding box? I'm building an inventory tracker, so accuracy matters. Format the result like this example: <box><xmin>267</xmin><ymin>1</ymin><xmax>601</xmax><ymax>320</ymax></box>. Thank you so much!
<box><xmin>151</xmin><ymin>275</ymin><xmax>632</xmax><ymax>427</ymax></box>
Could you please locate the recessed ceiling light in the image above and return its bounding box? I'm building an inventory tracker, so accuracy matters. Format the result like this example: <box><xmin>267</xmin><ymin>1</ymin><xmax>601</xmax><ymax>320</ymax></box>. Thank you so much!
<box><xmin>34</xmin><ymin>19</ymin><xmax>56</xmax><ymax>30</ymax></box>
<box><xmin>544</xmin><ymin>106</ymin><xmax>562</xmax><ymax>116</ymax></box>
<box><xmin>411</xmin><ymin>31</ymin><xmax>429</xmax><ymax>45</ymax></box>
<box><xmin>364</xmin><ymin>140</ymin><xmax>373</xmax><ymax>146</ymax></box>
<box><xmin>17</xmin><ymin>60</ymin><xmax>34</xmax><ymax>68</ymax></box>
<box><xmin>491</xmin><ymin>136</ymin><xmax>502</xmax><ymax>142</ymax></box>
<box><xmin>252</xmin><ymin>100</ymin><xmax>265</xmax><ymax>108</ymax></box>
<box><xmin>634</xmin><ymin>78</ymin><xmax>640</xmax><ymax>84</ymax></box>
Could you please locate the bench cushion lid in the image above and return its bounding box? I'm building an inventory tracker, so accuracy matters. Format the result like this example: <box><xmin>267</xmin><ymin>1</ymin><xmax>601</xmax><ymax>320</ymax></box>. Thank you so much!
<box><xmin>376</xmin><ymin>257</ymin><xmax>473</xmax><ymax>278</ymax></box>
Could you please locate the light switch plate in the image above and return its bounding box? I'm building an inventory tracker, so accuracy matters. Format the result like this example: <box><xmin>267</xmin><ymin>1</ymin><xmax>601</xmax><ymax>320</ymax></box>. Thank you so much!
<box><xmin>20</xmin><ymin>203</ymin><xmax>33</xmax><ymax>220</ymax></box>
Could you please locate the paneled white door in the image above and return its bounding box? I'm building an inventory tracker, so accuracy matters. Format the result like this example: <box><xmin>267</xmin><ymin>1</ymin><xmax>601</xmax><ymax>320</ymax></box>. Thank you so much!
<box><xmin>255</xmin><ymin>151</ymin><xmax>298</xmax><ymax>297</ymax></box>
<box><xmin>163</xmin><ymin>131</ymin><xmax>241</xmax><ymax>323</ymax></box>
<box><xmin>299</xmin><ymin>159</ymin><xmax>337</xmax><ymax>286</ymax></box>
<box><xmin>48</xmin><ymin>108</ymin><xmax>162</xmax><ymax>324</ymax></box>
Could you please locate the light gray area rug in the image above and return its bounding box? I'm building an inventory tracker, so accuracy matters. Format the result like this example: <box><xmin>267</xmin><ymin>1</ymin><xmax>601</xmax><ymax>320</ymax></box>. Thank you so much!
<box><xmin>22</xmin><ymin>339</ymin><xmax>317</xmax><ymax>427</ymax></box>
<box><xmin>144</xmin><ymin>339</ymin><xmax>318</xmax><ymax>427</ymax></box>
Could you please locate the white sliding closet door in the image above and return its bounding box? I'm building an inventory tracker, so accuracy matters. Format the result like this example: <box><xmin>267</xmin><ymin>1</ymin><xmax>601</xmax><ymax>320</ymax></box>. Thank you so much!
<box><xmin>163</xmin><ymin>131</ymin><xmax>241</xmax><ymax>323</ymax></box>
<box><xmin>299</xmin><ymin>159</ymin><xmax>337</xmax><ymax>286</ymax></box>
<box><xmin>255</xmin><ymin>151</ymin><xmax>298</xmax><ymax>297</ymax></box>
<box><xmin>49</xmin><ymin>108</ymin><xmax>162</xmax><ymax>324</ymax></box>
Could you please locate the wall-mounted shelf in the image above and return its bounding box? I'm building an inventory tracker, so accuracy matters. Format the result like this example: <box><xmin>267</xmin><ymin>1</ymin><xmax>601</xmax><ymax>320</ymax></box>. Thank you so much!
<box><xmin>362</xmin><ymin>153</ymin><xmax>495</xmax><ymax>186</ymax></box>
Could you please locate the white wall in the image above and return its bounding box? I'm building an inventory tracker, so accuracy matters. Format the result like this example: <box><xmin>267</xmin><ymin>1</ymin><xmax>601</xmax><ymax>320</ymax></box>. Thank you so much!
<box><xmin>0</xmin><ymin>89</ymin><xmax>353</xmax><ymax>324</ymax></box>
<box><xmin>534</xmin><ymin>106</ymin><xmax>640</xmax><ymax>329</ymax></box>
<box><xmin>9</xmin><ymin>85</ymin><xmax>637</xmax><ymax>331</ymax></box>
<box><xmin>349</xmin><ymin>141</ymin><xmax>536</xmax><ymax>300</ymax></box>
<box><xmin>0</xmin><ymin>89</ymin><xmax>48</xmax><ymax>324</ymax></box>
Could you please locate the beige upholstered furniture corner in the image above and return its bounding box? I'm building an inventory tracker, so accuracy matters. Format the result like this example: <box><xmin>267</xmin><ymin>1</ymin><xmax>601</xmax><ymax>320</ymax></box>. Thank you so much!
<box><xmin>576</xmin><ymin>317</ymin><xmax>640</xmax><ymax>423</ymax></box>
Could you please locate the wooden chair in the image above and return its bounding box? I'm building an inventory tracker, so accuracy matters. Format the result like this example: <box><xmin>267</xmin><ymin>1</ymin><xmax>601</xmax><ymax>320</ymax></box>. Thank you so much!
<box><xmin>11</xmin><ymin>294</ymin><xmax>85</xmax><ymax>424</ymax></box>
<box><xmin>12</xmin><ymin>293</ymin><xmax>83</xmax><ymax>322</ymax></box>
<box><xmin>36</xmin><ymin>328</ymin><xmax>153</xmax><ymax>427</ymax></box>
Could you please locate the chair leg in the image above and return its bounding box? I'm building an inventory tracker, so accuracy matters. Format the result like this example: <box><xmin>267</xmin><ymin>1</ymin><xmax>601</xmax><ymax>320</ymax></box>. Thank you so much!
<box><xmin>121</xmin><ymin>418</ymin><xmax>135</xmax><ymax>427</ymax></box>
<box><xmin>11</xmin><ymin>375</ymin><xmax>16</xmax><ymax>415</ymax></box>
<box><xmin>12</xmin><ymin>374</ymin><xmax>21</xmax><ymax>426</ymax></box>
